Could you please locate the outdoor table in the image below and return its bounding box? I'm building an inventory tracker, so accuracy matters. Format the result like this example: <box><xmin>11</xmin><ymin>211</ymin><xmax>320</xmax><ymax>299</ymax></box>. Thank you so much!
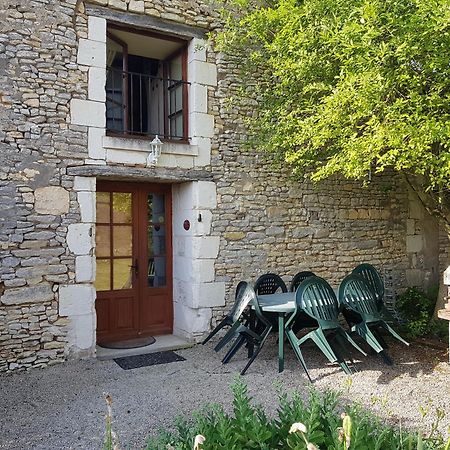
<box><xmin>257</xmin><ymin>292</ymin><xmax>296</xmax><ymax>373</ymax></box>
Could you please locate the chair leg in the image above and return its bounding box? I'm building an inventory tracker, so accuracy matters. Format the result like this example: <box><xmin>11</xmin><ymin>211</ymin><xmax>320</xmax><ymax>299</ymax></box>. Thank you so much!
<box><xmin>328</xmin><ymin>333</ymin><xmax>353</xmax><ymax>375</ymax></box>
<box><xmin>240</xmin><ymin>327</ymin><xmax>272</xmax><ymax>375</ymax></box>
<box><xmin>202</xmin><ymin>318</ymin><xmax>229</xmax><ymax>345</ymax></box>
<box><xmin>340</xmin><ymin>330</ymin><xmax>367</xmax><ymax>357</ymax></box>
<box><xmin>286</xmin><ymin>329</ymin><xmax>311</xmax><ymax>382</ymax></box>
<box><xmin>371</xmin><ymin>327</ymin><xmax>389</xmax><ymax>349</ymax></box>
<box><xmin>353</xmin><ymin>323</ymin><xmax>384</xmax><ymax>354</ymax></box>
<box><xmin>306</xmin><ymin>329</ymin><xmax>339</xmax><ymax>364</ymax></box>
<box><xmin>214</xmin><ymin>321</ymin><xmax>242</xmax><ymax>352</ymax></box>
<box><xmin>379</xmin><ymin>349</ymin><xmax>394</xmax><ymax>365</ymax></box>
<box><xmin>382</xmin><ymin>322</ymin><xmax>409</xmax><ymax>346</ymax></box>
<box><xmin>222</xmin><ymin>335</ymin><xmax>246</xmax><ymax>364</ymax></box>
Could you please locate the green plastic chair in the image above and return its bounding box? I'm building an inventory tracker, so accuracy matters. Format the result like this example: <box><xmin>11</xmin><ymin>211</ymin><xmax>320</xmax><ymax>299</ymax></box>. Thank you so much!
<box><xmin>285</xmin><ymin>276</ymin><xmax>367</xmax><ymax>379</ymax></box>
<box><xmin>352</xmin><ymin>264</ymin><xmax>384</xmax><ymax>309</ymax></box>
<box><xmin>290</xmin><ymin>271</ymin><xmax>316</xmax><ymax>292</ymax></box>
<box><xmin>221</xmin><ymin>283</ymin><xmax>273</xmax><ymax>375</ymax></box>
<box><xmin>254</xmin><ymin>273</ymin><xmax>287</xmax><ymax>294</ymax></box>
<box><xmin>338</xmin><ymin>274</ymin><xmax>409</xmax><ymax>363</ymax></box>
<box><xmin>206</xmin><ymin>281</ymin><xmax>253</xmax><ymax>352</ymax></box>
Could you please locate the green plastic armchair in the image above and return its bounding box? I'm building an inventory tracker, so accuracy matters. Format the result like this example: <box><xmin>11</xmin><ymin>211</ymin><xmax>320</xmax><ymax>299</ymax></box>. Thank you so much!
<box><xmin>339</xmin><ymin>274</ymin><xmax>409</xmax><ymax>364</ymax></box>
<box><xmin>285</xmin><ymin>276</ymin><xmax>367</xmax><ymax>379</ymax></box>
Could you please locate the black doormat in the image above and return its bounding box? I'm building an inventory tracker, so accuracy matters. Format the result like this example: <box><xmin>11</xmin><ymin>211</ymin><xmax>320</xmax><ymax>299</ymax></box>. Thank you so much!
<box><xmin>114</xmin><ymin>351</ymin><xmax>186</xmax><ymax>370</ymax></box>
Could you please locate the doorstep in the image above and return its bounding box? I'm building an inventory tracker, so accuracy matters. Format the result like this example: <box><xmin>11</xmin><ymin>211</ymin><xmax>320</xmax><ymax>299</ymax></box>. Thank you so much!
<box><xmin>96</xmin><ymin>334</ymin><xmax>193</xmax><ymax>360</ymax></box>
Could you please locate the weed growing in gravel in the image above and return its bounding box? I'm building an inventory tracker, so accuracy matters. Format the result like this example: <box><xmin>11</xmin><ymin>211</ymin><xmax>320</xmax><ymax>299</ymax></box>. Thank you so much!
<box><xmin>145</xmin><ymin>378</ymin><xmax>449</xmax><ymax>449</ymax></box>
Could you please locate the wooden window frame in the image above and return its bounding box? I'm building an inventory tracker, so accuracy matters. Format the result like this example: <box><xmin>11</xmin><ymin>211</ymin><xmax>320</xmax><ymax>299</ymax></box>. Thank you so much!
<box><xmin>106</xmin><ymin>24</ymin><xmax>190</xmax><ymax>144</ymax></box>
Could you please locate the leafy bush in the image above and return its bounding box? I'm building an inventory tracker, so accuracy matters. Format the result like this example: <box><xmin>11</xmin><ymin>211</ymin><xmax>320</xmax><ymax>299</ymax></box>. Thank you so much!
<box><xmin>396</xmin><ymin>287</ymin><xmax>447</xmax><ymax>341</ymax></box>
<box><xmin>146</xmin><ymin>378</ymin><xmax>448</xmax><ymax>450</ymax></box>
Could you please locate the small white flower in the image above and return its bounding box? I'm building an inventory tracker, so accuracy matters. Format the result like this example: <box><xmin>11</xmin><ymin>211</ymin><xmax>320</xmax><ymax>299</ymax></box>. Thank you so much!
<box><xmin>289</xmin><ymin>422</ymin><xmax>308</xmax><ymax>434</ymax></box>
<box><xmin>193</xmin><ymin>434</ymin><xmax>206</xmax><ymax>450</ymax></box>
<box><xmin>307</xmin><ymin>443</ymin><xmax>318</xmax><ymax>450</ymax></box>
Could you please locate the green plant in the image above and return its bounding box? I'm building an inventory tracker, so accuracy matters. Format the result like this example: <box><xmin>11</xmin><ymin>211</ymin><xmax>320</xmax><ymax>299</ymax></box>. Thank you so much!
<box><xmin>212</xmin><ymin>0</ymin><xmax>450</xmax><ymax>229</ymax></box>
<box><xmin>396</xmin><ymin>287</ymin><xmax>441</xmax><ymax>339</ymax></box>
<box><xmin>146</xmin><ymin>378</ymin><xmax>447</xmax><ymax>449</ymax></box>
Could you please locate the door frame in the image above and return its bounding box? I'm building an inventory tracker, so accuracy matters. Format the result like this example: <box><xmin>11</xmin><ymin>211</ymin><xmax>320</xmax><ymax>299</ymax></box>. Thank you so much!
<box><xmin>95</xmin><ymin>181</ymin><xmax>173</xmax><ymax>344</ymax></box>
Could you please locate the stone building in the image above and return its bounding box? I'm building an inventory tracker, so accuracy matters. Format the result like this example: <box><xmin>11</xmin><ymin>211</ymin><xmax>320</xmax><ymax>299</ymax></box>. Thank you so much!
<box><xmin>0</xmin><ymin>0</ymin><xmax>447</xmax><ymax>372</ymax></box>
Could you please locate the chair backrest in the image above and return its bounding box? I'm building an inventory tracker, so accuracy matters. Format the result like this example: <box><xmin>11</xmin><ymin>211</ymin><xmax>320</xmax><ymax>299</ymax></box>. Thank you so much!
<box><xmin>296</xmin><ymin>276</ymin><xmax>340</xmax><ymax>327</ymax></box>
<box><xmin>352</xmin><ymin>263</ymin><xmax>384</xmax><ymax>306</ymax></box>
<box><xmin>290</xmin><ymin>271</ymin><xmax>316</xmax><ymax>292</ymax></box>
<box><xmin>338</xmin><ymin>274</ymin><xmax>380</xmax><ymax>318</ymax></box>
<box><xmin>254</xmin><ymin>273</ymin><xmax>287</xmax><ymax>295</ymax></box>
<box><xmin>229</xmin><ymin>281</ymin><xmax>257</xmax><ymax>322</ymax></box>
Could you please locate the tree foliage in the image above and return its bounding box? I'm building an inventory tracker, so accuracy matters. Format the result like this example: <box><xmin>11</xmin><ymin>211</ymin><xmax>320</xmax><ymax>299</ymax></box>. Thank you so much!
<box><xmin>213</xmin><ymin>0</ymin><xmax>450</xmax><ymax>225</ymax></box>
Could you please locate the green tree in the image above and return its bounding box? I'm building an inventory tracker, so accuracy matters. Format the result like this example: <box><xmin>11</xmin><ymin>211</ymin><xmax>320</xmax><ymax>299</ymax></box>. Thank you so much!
<box><xmin>213</xmin><ymin>0</ymin><xmax>450</xmax><ymax>311</ymax></box>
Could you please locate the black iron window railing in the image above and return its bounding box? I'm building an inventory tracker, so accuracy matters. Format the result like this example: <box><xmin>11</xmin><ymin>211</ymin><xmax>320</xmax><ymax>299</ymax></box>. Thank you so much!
<box><xmin>106</xmin><ymin>67</ymin><xmax>190</xmax><ymax>141</ymax></box>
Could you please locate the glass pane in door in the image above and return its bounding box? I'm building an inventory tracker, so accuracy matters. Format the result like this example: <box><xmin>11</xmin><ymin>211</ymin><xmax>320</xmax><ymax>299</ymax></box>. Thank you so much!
<box><xmin>148</xmin><ymin>193</ymin><xmax>166</xmax><ymax>287</ymax></box>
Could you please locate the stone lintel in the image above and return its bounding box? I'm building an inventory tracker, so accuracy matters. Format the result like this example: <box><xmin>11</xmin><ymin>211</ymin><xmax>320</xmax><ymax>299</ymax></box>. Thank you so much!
<box><xmin>438</xmin><ymin>309</ymin><xmax>450</xmax><ymax>321</ymax></box>
<box><xmin>85</xmin><ymin>5</ymin><xmax>208</xmax><ymax>39</ymax></box>
<box><xmin>67</xmin><ymin>165</ymin><xmax>212</xmax><ymax>183</ymax></box>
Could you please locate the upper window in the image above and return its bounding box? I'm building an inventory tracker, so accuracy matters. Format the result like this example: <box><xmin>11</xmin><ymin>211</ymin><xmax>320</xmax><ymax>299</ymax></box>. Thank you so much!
<box><xmin>106</xmin><ymin>25</ymin><xmax>189</xmax><ymax>142</ymax></box>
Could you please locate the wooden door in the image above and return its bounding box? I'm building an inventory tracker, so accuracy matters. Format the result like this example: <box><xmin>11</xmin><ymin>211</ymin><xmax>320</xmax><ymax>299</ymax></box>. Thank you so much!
<box><xmin>95</xmin><ymin>181</ymin><xmax>173</xmax><ymax>345</ymax></box>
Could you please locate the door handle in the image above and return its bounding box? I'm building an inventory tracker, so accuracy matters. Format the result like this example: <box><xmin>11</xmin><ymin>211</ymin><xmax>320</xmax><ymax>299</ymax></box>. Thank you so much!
<box><xmin>130</xmin><ymin>259</ymin><xmax>139</xmax><ymax>276</ymax></box>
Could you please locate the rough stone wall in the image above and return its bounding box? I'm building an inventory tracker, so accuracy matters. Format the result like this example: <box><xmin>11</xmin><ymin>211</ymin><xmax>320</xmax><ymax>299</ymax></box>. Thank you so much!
<box><xmin>0</xmin><ymin>0</ymin><xmax>89</xmax><ymax>371</ymax></box>
<box><xmin>208</xmin><ymin>48</ymin><xmax>434</xmax><ymax>325</ymax></box>
<box><xmin>0</xmin><ymin>0</ymin><xmax>219</xmax><ymax>372</ymax></box>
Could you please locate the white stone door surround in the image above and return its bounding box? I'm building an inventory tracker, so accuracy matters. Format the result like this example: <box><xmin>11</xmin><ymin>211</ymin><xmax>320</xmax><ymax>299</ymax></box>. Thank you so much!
<box><xmin>172</xmin><ymin>181</ymin><xmax>225</xmax><ymax>341</ymax></box>
<box><xmin>60</xmin><ymin>176</ymin><xmax>225</xmax><ymax>354</ymax></box>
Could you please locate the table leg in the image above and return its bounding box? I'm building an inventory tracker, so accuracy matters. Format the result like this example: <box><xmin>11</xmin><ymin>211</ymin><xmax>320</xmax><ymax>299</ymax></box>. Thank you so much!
<box><xmin>278</xmin><ymin>313</ymin><xmax>285</xmax><ymax>372</ymax></box>
<box><xmin>247</xmin><ymin>308</ymin><xmax>255</xmax><ymax>358</ymax></box>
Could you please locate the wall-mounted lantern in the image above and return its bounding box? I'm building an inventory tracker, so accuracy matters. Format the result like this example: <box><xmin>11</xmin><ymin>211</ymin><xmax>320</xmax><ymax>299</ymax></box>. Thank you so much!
<box><xmin>146</xmin><ymin>135</ymin><xmax>163</xmax><ymax>166</ymax></box>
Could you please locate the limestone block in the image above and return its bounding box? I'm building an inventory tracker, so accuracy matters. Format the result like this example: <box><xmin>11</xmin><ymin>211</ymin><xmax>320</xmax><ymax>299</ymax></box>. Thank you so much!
<box><xmin>67</xmin><ymin>313</ymin><xmax>96</xmax><ymax>351</ymax></box>
<box><xmin>190</xmin><ymin>236</ymin><xmax>220</xmax><ymax>259</ymax></box>
<box><xmin>406</xmin><ymin>235</ymin><xmax>423</xmax><ymax>253</ymax></box>
<box><xmin>190</xmin><ymin>83</ymin><xmax>207</xmax><ymax>113</ymax></box>
<box><xmin>74</xmin><ymin>176</ymin><xmax>95</xmax><ymax>192</ymax></box>
<box><xmin>128</xmin><ymin>0</ymin><xmax>145</xmax><ymax>13</ymax></box>
<box><xmin>406</xmin><ymin>219</ymin><xmax>416</xmax><ymax>235</ymax></box>
<box><xmin>173</xmin><ymin>182</ymin><xmax>194</xmax><ymax>208</ymax></box>
<box><xmin>188</xmin><ymin>60</ymin><xmax>217</xmax><ymax>86</ymax></box>
<box><xmin>59</xmin><ymin>284</ymin><xmax>96</xmax><ymax>316</ymax></box>
<box><xmin>77</xmin><ymin>191</ymin><xmax>96</xmax><ymax>222</ymax></box>
<box><xmin>88</xmin><ymin>127</ymin><xmax>106</xmax><ymax>160</ymax></box>
<box><xmin>108</xmin><ymin>0</ymin><xmax>127</xmax><ymax>10</ymax></box>
<box><xmin>174</xmin><ymin>155</ymin><xmax>194</xmax><ymax>169</ymax></box>
<box><xmin>70</xmin><ymin>99</ymin><xmax>105</xmax><ymax>128</ymax></box>
<box><xmin>192</xmin><ymin>137</ymin><xmax>211</xmax><ymax>167</ymax></box>
<box><xmin>157</xmin><ymin>153</ymin><xmax>178</xmax><ymax>168</ymax></box>
<box><xmin>405</xmin><ymin>269</ymin><xmax>424</xmax><ymax>286</ymax></box>
<box><xmin>443</xmin><ymin>266</ymin><xmax>450</xmax><ymax>285</ymax></box>
<box><xmin>106</xmin><ymin>148</ymin><xmax>147</xmax><ymax>165</ymax></box>
<box><xmin>173</xmin><ymin>301</ymin><xmax>212</xmax><ymax>335</ymax></box>
<box><xmin>188</xmin><ymin>38</ymin><xmax>207</xmax><ymax>63</ymax></box>
<box><xmin>189</xmin><ymin>112</ymin><xmax>214</xmax><ymax>138</ymax></box>
<box><xmin>88</xmin><ymin>67</ymin><xmax>106</xmax><ymax>102</ymax></box>
<box><xmin>194</xmin><ymin>181</ymin><xmax>217</xmax><ymax>209</ymax></box>
<box><xmin>192</xmin><ymin>209</ymin><xmax>213</xmax><ymax>236</ymax></box>
<box><xmin>34</xmin><ymin>186</ymin><xmax>69</xmax><ymax>215</ymax></box>
<box><xmin>195</xmin><ymin>282</ymin><xmax>226</xmax><ymax>308</ymax></box>
<box><xmin>1</xmin><ymin>284</ymin><xmax>53</xmax><ymax>306</ymax></box>
<box><xmin>76</xmin><ymin>255</ymin><xmax>95</xmax><ymax>283</ymax></box>
<box><xmin>77</xmin><ymin>38</ymin><xmax>106</xmax><ymax>68</ymax></box>
<box><xmin>88</xmin><ymin>16</ymin><xmax>106</xmax><ymax>43</ymax></box>
<box><xmin>409</xmin><ymin>198</ymin><xmax>424</xmax><ymax>220</ymax></box>
<box><xmin>173</xmin><ymin>256</ymin><xmax>215</xmax><ymax>283</ymax></box>
<box><xmin>67</xmin><ymin>223</ymin><xmax>93</xmax><ymax>255</ymax></box>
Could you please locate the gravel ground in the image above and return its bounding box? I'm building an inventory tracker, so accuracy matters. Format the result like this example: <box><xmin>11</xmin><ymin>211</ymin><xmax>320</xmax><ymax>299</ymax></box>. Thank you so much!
<box><xmin>0</xmin><ymin>337</ymin><xmax>449</xmax><ymax>449</ymax></box>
